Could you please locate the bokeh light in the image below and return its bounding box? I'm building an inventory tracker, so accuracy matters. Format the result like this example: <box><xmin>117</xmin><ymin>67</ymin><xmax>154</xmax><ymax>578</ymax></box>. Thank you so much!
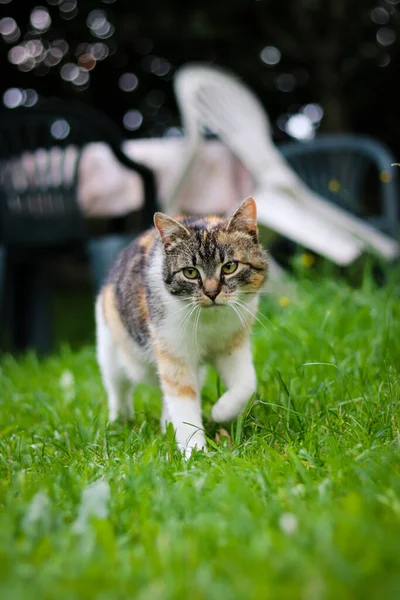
<box><xmin>302</xmin><ymin>103</ymin><xmax>324</xmax><ymax>124</ymax></box>
<box><xmin>260</xmin><ymin>46</ymin><xmax>281</xmax><ymax>66</ymax></box>
<box><xmin>378</xmin><ymin>53</ymin><xmax>391</xmax><ymax>67</ymax></box>
<box><xmin>8</xmin><ymin>45</ymin><xmax>27</xmax><ymax>65</ymax></box>
<box><xmin>87</xmin><ymin>9</ymin><xmax>115</xmax><ymax>39</ymax></box>
<box><xmin>376</xmin><ymin>27</ymin><xmax>396</xmax><ymax>46</ymax></box>
<box><xmin>0</xmin><ymin>16</ymin><xmax>20</xmax><ymax>43</ymax></box>
<box><xmin>73</xmin><ymin>69</ymin><xmax>90</xmax><ymax>87</ymax></box>
<box><xmin>3</xmin><ymin>87</ymin><xmax>24</xmax><ymax>108</ymax></box>
<box><xmin>78</xmin><ymin>53</ymin><xmax>96</xmax><ymax>71</ymax></box>
<box><xmin>89</xmin><ymin>42</ymin><xmax>109</xmax><ymax>60</ymax></box>
<box><xmin>371</xmin><ymin>7</ymin><xmax>389</xmax><ymax>24</ymax></box>
<box><xmin>59</xmin><ymin>1</ymin><xmax>78</xmax><ymax>20</ymax></box>
<box><xmin>23</xmin><ymin>89</ymin><xmax>38</xmax><ymax>107</ymax></box>
<box><xmin>123</xmin><ymin>110</ymin><xmax>143</xmax><ymax>131</ymax></box>
<box><xmin>276</xmin><ymin>73</ymin><xmax>296</xmax><ymax>92</ymax></box>
<box><xmin>0</xmin><ymin>17</ymin><xmax>17</xmax><ymax>36</ymax></box>
<box><xmin>285</xmin><ymin>114</ymin><xmax>314</xmax><ymax>140</ymax></box>
<box><xmin>44</xmin><ymin>46</ymin><xmax>63</xmax><ymax>67</ymax></box>
<box><xmin>118</xmin><ymin>73</ymin><xmax>139</xmax><ymax>92</ymax></box>
<box><xmin>30</xmin><ymin>7</ymin><xmax>51</xmax><ymax>32</ymax></box>
<box><xmin>52</xmin><ymin>39</ymin><xmax>69</xmax><ymax>55</ymax></box>
<box><xmin>153</xmin><ymin>58</ymin><xmax>171</xmax><ymax>76</ymax></box>
<box><xmin>141</xmin><ymin>55</ymin><xmax>171</xmax><ymax>76</ymax></box>
<box><xmin>50</xmin><ymin>119</ymin><xmax>70</xmax><ymax>139</ymax></box>
<box><xmin>26</xmin><ymin>40</ymin><xmax>44</xmax><ymax>58</ymax></box>
<box><xmin>60</xmin><ymin>63</ymin><xmax>79</xmax><ymax>82</ymax></box>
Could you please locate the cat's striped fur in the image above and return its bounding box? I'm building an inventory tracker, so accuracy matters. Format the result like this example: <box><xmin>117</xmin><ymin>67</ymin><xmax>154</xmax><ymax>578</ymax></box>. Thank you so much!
<box><xmin>96</xmin><ymin>197</ymin><xmax>268</xmax><ymax>456</ymax></box>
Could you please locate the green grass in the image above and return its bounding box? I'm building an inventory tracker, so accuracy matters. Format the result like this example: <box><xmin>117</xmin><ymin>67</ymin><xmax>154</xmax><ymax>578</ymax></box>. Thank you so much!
<box><xmin>1</xmin><ymin>269</ymin><xmax>400</xmax><ymax>599</ymax></box>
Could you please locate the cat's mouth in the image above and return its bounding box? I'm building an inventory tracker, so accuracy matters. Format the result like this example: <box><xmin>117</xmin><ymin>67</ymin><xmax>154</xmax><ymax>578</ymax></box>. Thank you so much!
<box><xmin>200</xmin><ymin>298</ymin><xmax>228</xmax><ymax>308</ymax></box>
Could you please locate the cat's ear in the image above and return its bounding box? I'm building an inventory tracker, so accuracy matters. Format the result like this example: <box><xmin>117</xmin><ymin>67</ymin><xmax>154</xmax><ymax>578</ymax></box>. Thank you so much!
<box><xmin>227</xmin><ymin>197</ymin><xmax>258</xmax><ymax>240</ymax></box>
<box><xmin>154</xmin><ymin>212</ymin><xmax>190</xmax><ymax>249</ymax></box>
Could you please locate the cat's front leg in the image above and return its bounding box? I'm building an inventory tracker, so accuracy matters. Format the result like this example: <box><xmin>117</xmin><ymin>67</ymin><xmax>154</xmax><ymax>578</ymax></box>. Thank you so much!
<box><xmin>156</xmin><ymin>347</ymin><xmax>206</xmax><ymax>457</ymax></box>
<box><xmin>212</xmin><ymin>339</ymin><xmax>256</xmax><ymax>422</ymax></box>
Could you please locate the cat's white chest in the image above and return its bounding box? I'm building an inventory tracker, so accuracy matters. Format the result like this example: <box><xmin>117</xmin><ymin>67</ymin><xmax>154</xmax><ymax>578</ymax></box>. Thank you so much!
<box><xmin>163</xmin><ymin>299</ymin><xmax>256</xmax><ymax>362</ymax></box>
<box><xmin>196</xmin><ymin>308</ymin><xmax>241</xmax><ymax>353</ymax></box>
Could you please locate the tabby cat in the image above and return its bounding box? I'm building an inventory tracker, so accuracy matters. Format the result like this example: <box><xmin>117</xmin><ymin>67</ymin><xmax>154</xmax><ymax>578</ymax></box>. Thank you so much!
<box><xmin>96</xmin><ymin>197</ymin><xmax>268</xmax><ymax>456</ymax></box>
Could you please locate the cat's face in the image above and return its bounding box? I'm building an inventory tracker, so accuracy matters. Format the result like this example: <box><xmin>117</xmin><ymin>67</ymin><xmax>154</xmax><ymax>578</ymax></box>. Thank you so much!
<box><xmin>154</xmin><ymin>198</ymin><xmax>268</xmax><ymax>308</ymax></box>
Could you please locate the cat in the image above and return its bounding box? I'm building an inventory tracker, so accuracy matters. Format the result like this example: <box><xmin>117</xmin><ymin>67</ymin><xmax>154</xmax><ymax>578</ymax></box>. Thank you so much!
<box><xmin>95</xmin><ymin>197</ymin><xmax>268</xmax><ymax>457</ymax></box>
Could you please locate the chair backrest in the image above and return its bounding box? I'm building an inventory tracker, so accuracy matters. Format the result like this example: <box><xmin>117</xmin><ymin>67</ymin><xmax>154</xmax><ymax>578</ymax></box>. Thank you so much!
<box><xmin>174</xmin><ymin>65</ymin><xmax>275</xmax><ymax>173</ymax></box>
<box><xmin>0</xmin><ymin>101</ymin><xmax>148</xmax><ymax>246</ymax></box>
<box><xmin>279</xmin><ymin>135</ymin><xmax>399</xmax><ymax>236</ymax></box>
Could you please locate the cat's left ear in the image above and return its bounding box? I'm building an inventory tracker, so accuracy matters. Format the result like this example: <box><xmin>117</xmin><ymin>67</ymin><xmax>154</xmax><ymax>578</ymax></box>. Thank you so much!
<box><xmin>227</xmin><ymin>197</ymin><xmax>258</xmax><ymax>240</ymax></box>
<box><xmin>154</xmin><ymin>212</ymin><xmax>190</xmax><ymax>249</ymax></box>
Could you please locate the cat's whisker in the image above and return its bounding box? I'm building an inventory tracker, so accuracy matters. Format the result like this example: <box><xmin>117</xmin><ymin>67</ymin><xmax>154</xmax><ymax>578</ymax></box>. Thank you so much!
<box><xmin>193</xmin><ymin>306</ymin><xmax>201</xmax><ymax>357</ymax></box>
<box><xmin>177</xmin><ymin>304</ymin><xmax>197</xmax><ymax>338</ymax></box>
<box><xmin>229</xmin><ymin>302</ymin><xmax>249</xmax><ymax>334</ymax></box>
<box><xmin>232</xmin><ymin>301</ymin><xmax>253</xmax><ymax>333</ymax></box>
<box><xmin>236</xmin><ymin>297</ymin><xmax>276</xmax><ymax>327</ymax></box>
<box><xmin>233</xmin><ymin>299</ymin><xmax>271</xmax><ymax>333</ymax></box>
<box><xmin>176</xmin><ymin>302</ymin><xmax>199</xmax><ymax>346</ymax></box>
<box><xmin>169</xmin><ymin>300</ymin><xmax>197</xmax><ymax>320</ymax></box>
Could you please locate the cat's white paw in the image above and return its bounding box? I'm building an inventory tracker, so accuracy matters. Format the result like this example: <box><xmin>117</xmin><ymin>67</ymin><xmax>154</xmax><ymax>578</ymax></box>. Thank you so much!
<box><xmin>184</xmin><ymin>441</ymin><xmax>207</xmax><ymax>460</ymax></box>
<box><xmin>108</xmin><ymin>407</ymin><xmax>119</xmax><ymax>422</ymax></box>
<box><xmin>212</xmin><ymin>388</ymin><xmax>253</xmax><ymax>422</ymax></box>
<box><xmin>178</xmin><ymin>432</ymin><xmax>207</xmax><ymax>459</ymax></box>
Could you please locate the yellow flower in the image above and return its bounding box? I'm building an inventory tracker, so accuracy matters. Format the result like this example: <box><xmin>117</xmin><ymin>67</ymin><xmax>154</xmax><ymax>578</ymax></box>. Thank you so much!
<box><xmin>279</xmin><ymin>296</ymin><xmax>291</xmax><ymax>307</ymax></box>
<box><xmin>328</xmin><ymin>179</ymin><xmax>341</xmax><ymax>192</ymax></box>
<box><xmin>300</xmin><ymin>252</ymin><xmax>315</xmax><ymax>267</ymax></box>
<box><xmin>380</xmin><ymin>171</ymin><xmax>391</xmax><ymax>183</ymax></box>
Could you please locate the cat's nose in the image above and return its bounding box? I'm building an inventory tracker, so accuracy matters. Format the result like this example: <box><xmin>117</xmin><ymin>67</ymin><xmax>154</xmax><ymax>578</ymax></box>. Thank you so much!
<box><xmin>205</xmin><ymin>289</ymin><xmax>219</xmax><ymax>301</ymax></box>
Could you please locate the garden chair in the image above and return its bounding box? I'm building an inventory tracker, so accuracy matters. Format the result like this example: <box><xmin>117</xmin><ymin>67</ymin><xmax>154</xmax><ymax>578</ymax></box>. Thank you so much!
<box><xmin>279</xmin><ymin>135</ymin><xmax>398</xmax><ymax>237</ymax></box>
<box><xmin>0</xmin><ymin>100</ymin><xmax>157</xmax><ymax>353</ymax></box>
<box><xmin>169</xmin><ymin>64</ymin><xmax>399</xmax><ymax>265</ymax></box>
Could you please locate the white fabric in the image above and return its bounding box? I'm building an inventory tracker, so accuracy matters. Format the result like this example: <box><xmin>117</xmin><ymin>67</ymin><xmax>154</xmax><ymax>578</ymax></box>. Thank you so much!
<box><xmin>78</xmin><ymin>138</ymin><xmax>253</xmax><ymax>217</ymax></box>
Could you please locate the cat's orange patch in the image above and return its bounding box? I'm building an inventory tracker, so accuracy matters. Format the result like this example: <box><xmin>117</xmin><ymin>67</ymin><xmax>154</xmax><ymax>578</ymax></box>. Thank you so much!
<box><xmin>206</xmin><ymin>216</ymin><xmax>223</xmax><ymax>227</ymax></box>
<box><xmin>161</xmin><ymin>375</ymin><xmax>197</xmax><ymax>399</ymax></box>
<box><xmin>101</xmin><ymin>284</ymin><xmax>134</xmax><ymax>361</ymax></box>
<box><xmin>138</xmin><ymin>287</ymin><xmax>149</xmax><ymax>321</ymax></box>
<box><xmin>156</xmin><ymin>347</ymin><xmax>182</xmax><ymax>366</ymax></box>
<box><xmin>155</xmin><ymin>346</ymin><xmax>197</xmax><ymax>399</ymax></box>
<box><xmin>245</xmin><ymin>272</ymin><xmax>266</xmax><ymax>291</ymax></box>
<box><xmin>226</xmin><ymin>320</ymin><xmax>253</xmax><ymax>353</ymax></box>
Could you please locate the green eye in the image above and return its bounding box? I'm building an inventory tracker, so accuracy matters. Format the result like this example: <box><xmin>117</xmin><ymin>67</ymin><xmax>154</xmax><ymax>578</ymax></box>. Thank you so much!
<box><xmin>183</xmin><ymin>267</ymin><xmax>199</xmax><ymax>279</ymax></box>
<box><xmin>222</xmin><ymin>261</ymin><xmax>238</xmax><ymax>275</ymax></box>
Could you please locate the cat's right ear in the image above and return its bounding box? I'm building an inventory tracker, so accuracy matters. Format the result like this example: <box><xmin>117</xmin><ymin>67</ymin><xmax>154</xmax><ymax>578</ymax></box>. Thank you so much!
<box><xmin>154</xmin><ymin>213</ymin><xmax>190</xmax><ymax>250</ymax></box>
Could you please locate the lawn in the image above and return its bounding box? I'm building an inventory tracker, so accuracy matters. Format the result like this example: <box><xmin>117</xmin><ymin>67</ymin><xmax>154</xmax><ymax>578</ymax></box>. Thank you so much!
<box><xmin>1</xmin><ymin>267</ymin><xmax>400</xmax><ymax>599</ymax></box>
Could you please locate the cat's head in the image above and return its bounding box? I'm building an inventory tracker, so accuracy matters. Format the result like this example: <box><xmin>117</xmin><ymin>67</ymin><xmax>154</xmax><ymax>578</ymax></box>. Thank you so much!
<box><xmin>154</xmin><ymin>197</ymin><xmax>268</xmax><ymax>307</ymax></box>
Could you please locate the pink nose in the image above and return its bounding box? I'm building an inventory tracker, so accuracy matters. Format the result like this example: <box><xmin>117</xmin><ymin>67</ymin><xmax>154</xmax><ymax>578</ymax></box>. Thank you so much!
<box><xmin>205</xmin><ymin>290</ymin><xmax>219</xmax><ymax>301</ymax></box>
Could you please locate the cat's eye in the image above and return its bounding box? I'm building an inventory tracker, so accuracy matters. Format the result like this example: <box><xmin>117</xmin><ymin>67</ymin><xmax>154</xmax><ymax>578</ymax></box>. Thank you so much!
<box><xmin>222</xmin><ymin>261</ymin><xmax>238</xmax><ymax>275</ymax></box>
<box><xmin>183</xmin><ymin>267</ymin><xmax>199</xmax><ymax>280</ymax></box>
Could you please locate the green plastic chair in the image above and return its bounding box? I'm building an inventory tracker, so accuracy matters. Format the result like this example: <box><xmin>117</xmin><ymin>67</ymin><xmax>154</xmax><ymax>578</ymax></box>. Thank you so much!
<box><xmin>0</xmin><ymin>100</ymin><xmax>157</xmax><ymax>353</ymax></box>
<box><xmin>278</xmin><ymin>134</ymin><xmax>399</xmax><ymax>237</ymax></box>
